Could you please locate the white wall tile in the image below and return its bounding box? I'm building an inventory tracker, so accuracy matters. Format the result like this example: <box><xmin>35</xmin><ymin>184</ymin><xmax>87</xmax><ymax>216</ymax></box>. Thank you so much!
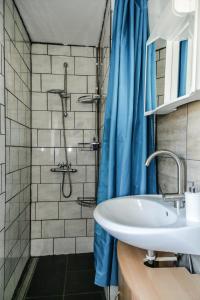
<box><xmin>48</xmin><ymin>45</ymin><xmax>70</xmax><ymax>56</ymax></box>
<box><xmin>42</xmin><ymin>220</ymin><xmax>64</xmax><ymax>238</ymax></box>
<box><xmin>0</xmin><ymin>135</ymin><xmax>5</xmax><ymax>164</ymax></box>
<box><xmin>32</xmin><ymin>129</ymin><xmax>37</xmax><ymax>147</ymax></box>
<box><xmin>71</xmin><ymin>166</ymin><xmax>86</xmax><ymax>183</ymax></box>
<box><xmin>32</xmin><ymin>74</ymin><xmax>41</xmax><ymax>92</ymax></box>
<box><xmin>32</xmin><ymin>148</ymin><xmax>54</xmax><ymax>165</ymax></box>
<box><xmin>61</xmin><ymin>183</ymin><xmax>83</xmax><ymax>202</ymax></box>
<box><xmin>88</xmin><ymin>76</ymin><xmax>96</xmax><ymax>93</ymax></box>
<box><xmin>42</xmin><ymin>74</ymin><xmax>64</xmax><ymax>92</ymax></box>
<box><xmin>87</xmin><ymin>219</ymin><xmax>94</xmax><ymax>237</ymax></box>
<box><xmin>76</xmin><ymin>237</ymin><xmax>93</xmax><ymax>253</ymax></box>
<box><xmin>36</xmin><ymin>202</ymin><xmax>58</xmax><ymax>220</ymax></box>
<box><xmin>82</xmin><ymin>205</ymin><xmax>94</xmax><ymax>219</ymax></box>
<box><xmin>61</xmin><ymin>130</ymin><xmax>82</xmax><ymax>147</ymax></box>
<box><xmin>75</xmin><ymin>57</ymin><xmax>96</xmax><ymax>76</ymax></box>
<box><xmin>5</xmin><ymin>4</ymin><xmax>14</xmax><ymax>40</ymax></box>
<box><xmin>32</xmin><ymin>166</ymin><xmax>40</xmax><ymax>183</ymax></box>
<box><xmin>75</xmin><ymin>112</ymin><xmax>95</xmax><ymax>129</ymax></box>
<box><xmin>65</xmin><ymin>219</ymin><xmax>86</xmax><ymax>237</ymax></box>
<box><xmin>32</xmin><ymin>55</ymin><xmax>51</xmax><ymax>74</ymax></box>
<box><xmin>41</xmin><ymin>166</ymin><xmax>62</xmax><ymax>184</ymax></box>
<box><xmin>47</xmin><ymin>92</ymin><xmax>67</xmax><ymax>111</ymax></box>
<box><xmin>32</xmin><ymin>92</ymin><xmax>47</xmax><ymax>110</ymax></box>
<box><xmin>32</xmin><ymin>111</ymin><xmax>51</xmax><ymax>129</ymax></box>
<box><xmin>52</xmin><ymin>112</ymin><xmax>74</xmax><ymax>129</ymax></box>
<box><xmin>17</xmin><ymin>102</ymin><xmax>26</xmax><ymax>126</ymax></box>
<box><xmin>0</xmin><ymin>76</ymin><xmax>5</xmax><ymax>105</ymax></box>
<box><xmin>31</xmin><ymin>184</ymin><xmax>37</xmax><ymax>202</ymax></box>
<box><xmin>0</xmin><ymin>194</ymin><xmax>5</xmax><ymax>231</ymax></box>
<box><xmin>5</xmin><ymin>62</ymin><xmax>14</xmax><ymax>94</ymax></box>
<box><xmin>6</xmin><ymin>92</ymin><xmax>17</xmax><ymax>121</ymax></box>
<box><xmin>68</xmin><ymin>75</ymin><xmax>87</xmax><ymax>93</ymax></box>
<box><xmin>71</xmin><ymin>46</ymin><xmax>94</xmax><ymax>57</ymax></box>
<box><xmin>31</xmin><ymin>221</ymin><xmax>41</xmax><ymax>239</ymax></box>
<box><xmin>77</xmin><ymin>149</ymin><xmax>95</xmax><ymax>165</ymax></box>
<box><xmin>38</xmin><ymin>130</ymin><xmax>60</xmax><ymax>147</ymax></box>
<box><xmin>31</xmin><ymin>238</ymin><xmax>53</xmax><ymax>256</ymax></box>
<box><xmin>31</xmin><ymin>203</ymin><xmax>36</xmax><ymax>221</ymax></box>
<box><xmin>54</xmin><ymin>148</ymin><xmax>76</xmax><ymax>166</ymax></box>
<box><xmin>83</xmin><ymin>130</ymin><xmax>96</xmax><ymax>143</ymax></box>
<box><xmin>32</xmin><ymin>44</ymin><xmax>48</xmax><ymax>55</ymax></box>
<box><xmin>53</xmin><ymin>237</ymin><xmax>75</xmax><ymax>255</ymax></box>
<box><xmin>38</xmin><ymin>184</ymin><xmax>60</xmax><ymax>202</ymax></box>
<box><xmin>0</xmin><ymin>14</ymin><xmax>3</xmax><ymax>45</ymax></box>
<box><xmin>0</xmin><ymin>266</ymin><xmax>4</xmax><ymax>300</ymax></box>
<box><xmin>9</xmin><ymin>147</ymin><xmax>19</xmax><ymax>172</ymax></box>
<box><xmin>52</xmin><ymin>56</ymin><xmax>74</xmax><ymax>74</ymax></box>
<box><xmin>86</xmin><ymin>166</ymin><xmax>95</xmax><ymax>182</ymax></box>
<box><xmin>0</xmin><ymin>230</ymin><xmax>4</xmax><ymax>270</ymax></box>
<box><xmin>59</xmin><ymin>202</ymin><xmax>81</xmax><ymax>219</ymax></box>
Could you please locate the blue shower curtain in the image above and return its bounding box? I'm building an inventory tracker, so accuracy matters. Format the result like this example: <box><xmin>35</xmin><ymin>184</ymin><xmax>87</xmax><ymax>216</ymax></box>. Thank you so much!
<box><xmin>94</xmin><ymin>0</ymin><xmax>157</xmax><ymax>287</ymax></box>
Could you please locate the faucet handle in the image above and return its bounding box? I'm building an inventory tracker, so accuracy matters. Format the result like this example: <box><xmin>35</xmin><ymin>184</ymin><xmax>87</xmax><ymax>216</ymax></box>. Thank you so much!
<box><xmin>58</xmin><ymin>162</ymin><xmax>64</xmax><ymax>167</ymax></box>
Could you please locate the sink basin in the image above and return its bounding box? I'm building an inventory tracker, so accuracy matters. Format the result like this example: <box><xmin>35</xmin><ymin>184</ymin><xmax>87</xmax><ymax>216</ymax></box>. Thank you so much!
<box><xmin>94</xmin><ymin>195</ymin><xmax>200</xmax><ymax>255</ymax></box>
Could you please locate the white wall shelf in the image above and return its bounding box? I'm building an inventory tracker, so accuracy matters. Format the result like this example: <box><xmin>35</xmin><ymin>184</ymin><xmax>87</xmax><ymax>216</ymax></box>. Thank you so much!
<box><xmin>145</xmin><ymin>0</ymin><xmax>200</xmax><ymax>116</ymax></box>
<box><xmin>145</xmin><ymin>90</ymin><xmax>200</xmax><ymax>115</ymax></box>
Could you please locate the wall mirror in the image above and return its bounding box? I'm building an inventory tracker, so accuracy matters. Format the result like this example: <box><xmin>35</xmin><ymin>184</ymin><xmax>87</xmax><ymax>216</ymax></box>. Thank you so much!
<box><xmin>144</xmin><ymin>0</ymin><xmax>199</xmax><ymax>115</ymax></box>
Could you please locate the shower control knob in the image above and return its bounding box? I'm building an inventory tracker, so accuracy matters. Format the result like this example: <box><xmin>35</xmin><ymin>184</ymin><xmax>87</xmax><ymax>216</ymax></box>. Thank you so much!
<box><xmin>58</xmin><ymin>162</ymin><xmax>65</xmax><ymax>168</ymax></box>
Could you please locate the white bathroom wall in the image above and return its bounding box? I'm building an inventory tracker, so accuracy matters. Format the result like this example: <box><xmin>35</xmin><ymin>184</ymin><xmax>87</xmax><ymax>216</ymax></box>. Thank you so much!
<box><xmin>31</xmin><ymin>43</ymin><xmax>97</xmax><ymax>256</ymax></box>
<box><xmin>4</xmin><ymin>0</ymin><xmax>31</xmax><ymax>298</ymax></box>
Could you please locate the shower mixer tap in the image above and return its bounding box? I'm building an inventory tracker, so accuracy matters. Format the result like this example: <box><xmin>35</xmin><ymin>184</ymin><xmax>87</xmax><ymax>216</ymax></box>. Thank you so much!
<box><xmin>49</xmin><ymin>62</ymin><xmax>75</xmax><ymax>198</ymax></box>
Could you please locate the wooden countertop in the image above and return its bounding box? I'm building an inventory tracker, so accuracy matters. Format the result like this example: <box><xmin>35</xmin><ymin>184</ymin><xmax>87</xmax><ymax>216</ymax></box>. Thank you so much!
<box><xmin>117</xmin><ymin>241</ymin><xmax>200</xmax><ymax>300</ymax></box>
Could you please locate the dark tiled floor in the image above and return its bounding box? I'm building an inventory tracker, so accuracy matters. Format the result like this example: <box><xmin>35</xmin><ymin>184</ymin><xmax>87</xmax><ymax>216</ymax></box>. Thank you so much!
<box><xmin>25</xmin><ymin>253</ymin><xmax>105</xmax><ymax>300</ymax></box>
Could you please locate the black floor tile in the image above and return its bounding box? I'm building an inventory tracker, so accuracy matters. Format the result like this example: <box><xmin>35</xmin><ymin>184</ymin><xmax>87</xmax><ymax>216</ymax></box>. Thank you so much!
<box><xmin>64</xmin><ymin>292</ymin><xmax>106</xmax><ymax>300</ymax></box>
<box><xmin>68</xmin><ymin>253</ymin><xmax>94</xmax><ymax>271</ymax></box>
<box><xmin>26</xmin><ymin>297</ymin><xmax>62</xmax><ymax>300</ymax></box>
<box><xmin>26</xmin><ymin>255</ymin><xmax>67</xmax><ymax>297</ymax></box>
<box><xmin>65</xmin><ymin>270</ymin><xmax>103</xmax><ymax>294</ymax></box>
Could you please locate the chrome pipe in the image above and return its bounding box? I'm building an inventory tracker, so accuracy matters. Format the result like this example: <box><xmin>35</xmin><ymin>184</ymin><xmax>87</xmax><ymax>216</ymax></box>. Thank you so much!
<box><xmin>145</xmin><ymin>150</ymin><xmax>185</xmax><ymax>210</ymax></box>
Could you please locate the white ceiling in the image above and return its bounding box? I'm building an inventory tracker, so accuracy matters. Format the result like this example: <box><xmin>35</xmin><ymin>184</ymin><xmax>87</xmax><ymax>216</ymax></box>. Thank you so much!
<box><xmin>15</xmin><ymin>0</ymin><xmax>107</xmax><ymax>46</ymax></box>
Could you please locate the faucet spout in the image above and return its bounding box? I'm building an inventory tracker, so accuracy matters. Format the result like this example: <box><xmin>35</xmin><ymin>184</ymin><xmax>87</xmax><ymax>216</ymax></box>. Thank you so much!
<box><xmin>145</xmin><ymin>150</ymin><xmax>185</xmax><ymax>208</ymax></box>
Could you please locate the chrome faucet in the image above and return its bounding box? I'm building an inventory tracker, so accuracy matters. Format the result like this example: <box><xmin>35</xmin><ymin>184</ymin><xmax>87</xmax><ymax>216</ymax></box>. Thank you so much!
<box><xmin>145</xmin><ymin>150</ymin><xmax>185</xmax><ymax>211</ymax></box>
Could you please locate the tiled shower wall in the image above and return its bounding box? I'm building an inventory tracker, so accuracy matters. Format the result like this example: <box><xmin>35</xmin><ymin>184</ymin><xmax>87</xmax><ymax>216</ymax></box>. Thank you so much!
<box><xmin>31</xmin><ymin>44</ymin><xmax>97</xmax><ymax>256</ymax></box>
<box><xmin>0</xmin><ymin>0</ymin><xmax>5</xmax><ymax>299</ymax></box>
<box><xmin>4</xmin><ymin>0</ymin><xmax>31</xmax><ymax>298</ymax></box>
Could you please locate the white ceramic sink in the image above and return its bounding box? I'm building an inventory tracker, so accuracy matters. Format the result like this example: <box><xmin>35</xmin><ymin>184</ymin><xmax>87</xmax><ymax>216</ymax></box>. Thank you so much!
<box><xmin>94</xmin><ymin>195</ymin><xmax>200</xmax><ymax>255</ymax></box>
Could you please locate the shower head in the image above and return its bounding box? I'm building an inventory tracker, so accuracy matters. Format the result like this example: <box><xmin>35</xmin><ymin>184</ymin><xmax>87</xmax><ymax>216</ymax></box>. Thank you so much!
<box><xmin>78</xmin><ymin>94</ymin><xmax>100</xmax><ymax>104</ymax></box>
